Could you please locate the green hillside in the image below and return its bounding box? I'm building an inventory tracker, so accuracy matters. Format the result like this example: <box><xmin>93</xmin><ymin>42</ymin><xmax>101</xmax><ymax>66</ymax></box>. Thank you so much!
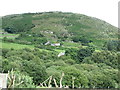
<box><xmin>1</xmin><ymin>12</ymin><xmax>119</xmax><ymax>89</ymax></box>
<box><xmin>2</xmin><ymin>12</ymin><xmax>117</xmax><ymax>49</ymax></box>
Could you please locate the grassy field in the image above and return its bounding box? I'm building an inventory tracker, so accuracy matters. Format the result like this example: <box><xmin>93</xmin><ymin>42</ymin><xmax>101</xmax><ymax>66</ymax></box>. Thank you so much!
<box><xmin>54</xmin><ymin>49</ymin><xmax>65</xmax><ymax>53</ymax></box>
<box><xmin>0</xmin><ymin>42</ymin><xmax>63</xmax><ymax>53</ymax></box>
<box><xmin>0</xmin><ymin>42</ymin><xmax>35</xmax><ymax>49</ymax></box>
<box><xmin>0</xmin><ymin>33</ymin><xmax>19</xmax><ymax>39</ymax></box>
<box><xmin>63</xmin><ymin>42</ymin><xmax>81</xmax><ymax>48</ymax></box>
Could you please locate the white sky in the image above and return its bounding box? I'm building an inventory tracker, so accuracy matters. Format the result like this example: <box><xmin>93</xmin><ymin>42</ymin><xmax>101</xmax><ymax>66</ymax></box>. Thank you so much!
<box><xmin>0</xmin><ymin>0</ymin><xmax>119</xmax><ymax>27</ymax></box>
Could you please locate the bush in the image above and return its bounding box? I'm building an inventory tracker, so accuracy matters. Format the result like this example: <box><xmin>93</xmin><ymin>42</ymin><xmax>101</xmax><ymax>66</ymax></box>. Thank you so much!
<box><xmin>91</xmin><ymin>50</ymin><xmax>118</xmax><ymax>68</ymax></box>
<box><xmin>77</xmin><ymin>47</ymin><xmax>95</xmax><ymax>62</ymax></box>
<box><xmin>8</xmin><ymin>70</ymin><xmax>36</xmax><ymax>88</ymax></box>
<box><xmin>22</xmin><ymin>60</ymin><xmax>48</xmax><ymax>85</ymax></box>
<box><xmin>104</xmin><ymin>40</ymin><xmax>119</xmax><ymax>51</ymax></box>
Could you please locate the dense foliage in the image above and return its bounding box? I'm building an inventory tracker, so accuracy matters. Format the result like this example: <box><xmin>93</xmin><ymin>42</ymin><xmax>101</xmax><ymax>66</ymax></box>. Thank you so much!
<box><xmin>1</xmin><ymin>12</ymin><xmax>119</xmax><ymax>88</ymax></box>
<box><xmin>1</xmin><ymin>47</ymin><xmax>119</xmax><ymax>88</ymax></box>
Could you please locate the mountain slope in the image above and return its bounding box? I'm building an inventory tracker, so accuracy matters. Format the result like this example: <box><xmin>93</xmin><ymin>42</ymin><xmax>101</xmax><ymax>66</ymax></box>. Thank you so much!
<box><xmin>2</xmin><ymin>12</ymin><xmax>118</xmax><ymax>49</ymax></box>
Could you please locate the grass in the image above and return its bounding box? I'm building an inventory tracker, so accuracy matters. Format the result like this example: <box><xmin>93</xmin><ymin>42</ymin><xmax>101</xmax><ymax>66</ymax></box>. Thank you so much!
<box><xmin>63</xmin><ymin>42</ymin><xmax>81</xmax><ymax>48</ymax></box>
<box><xmin>0</xmin><ymin>33</ymin><xmax>19</xmax><ymax>39</ymax></box>
<box><xmin>54</xmin><ymin>49</ymin><xmax>65</xmax><ymax>53</ymax></box>
<box><xmin>0</xmin><ymin>42</ymin><xmax>35</xmax><ymax>49</ymax></box>
<box><xmin>0</xmin><ymin>41</ymin><xmax>64</xmax><ymax>53</ymax></box>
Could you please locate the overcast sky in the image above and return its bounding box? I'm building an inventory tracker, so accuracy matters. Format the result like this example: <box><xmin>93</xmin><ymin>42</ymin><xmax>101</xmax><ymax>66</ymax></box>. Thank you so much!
<box><xmin>0</xmin><ymin>0</ymin><xmax>119</xmax><ymax>27</ymax></box>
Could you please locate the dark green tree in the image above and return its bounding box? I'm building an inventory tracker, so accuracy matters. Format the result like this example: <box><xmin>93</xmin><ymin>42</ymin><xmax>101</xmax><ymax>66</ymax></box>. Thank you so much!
<box><xmin>77</xmin><ymin>47</ymin><xmax>95</xmax><ymax>62</ymax></box>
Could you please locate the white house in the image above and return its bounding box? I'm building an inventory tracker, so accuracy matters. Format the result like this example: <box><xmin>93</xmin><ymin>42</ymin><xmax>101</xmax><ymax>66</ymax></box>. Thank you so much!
<box><xmin>58</xmin><ymin>52</ymin><xmax>65</xmax><ymax>57</ymax></box>
<box><xmin>51</xmin><ymin>43</ymin><xmax>60</xmax><ymax>46</ymax></box>
<box><xmin>45</xmin><ymin>41</ymin><xmax>50</xmax><ymax>45</ymax></box>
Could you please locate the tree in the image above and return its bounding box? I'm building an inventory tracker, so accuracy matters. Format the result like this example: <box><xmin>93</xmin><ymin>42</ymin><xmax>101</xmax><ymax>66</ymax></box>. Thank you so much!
<box><xmin>61</xmin><ymin>66</ymin><xmax>89</xmax><ymax>88</ymax></box>
<box><xmin>91</xmin><ymin>50</ymin><xmax>118</xmax><ymax>68</ymax></box>
<box><xmin>104</xmin><ymin>40</ymin><xmax>118</xmax><ymax>51</ymax></box>
<box><xmin>22</xmin><ymin>60</ymin><xmax>47</xmax><ymax>85</ymax></box>
<box><xmin>2</xmin><ymin>56</ymin><xmax>23</xmax><ymax>72</ymax></box>
<box><xmin>7</xmin><ymin>70</ymin><xmax>35</xmax><ymax>88</ymax></box>
<box><xmin>2</xmin><ymin>48</ymin><xmax>10</xmax><ymax>58</ymax></box>
<box><xmin>72</xmin><ymin>36</ymin><xmax>80</xmax><ymax>42</ymax></box>
<box><xmin>65</xmin><ymin>48</ymin><xmax>78</xmax><ymax>60</ymax></box>
<box><xmin>77</xmin><ymin>47</ymin><xmax>95</xmax><ymax>63</ymax></box>
<box><xmin>72</xmin><ymin>35</ymin><xmax>92</xmax><ymax>46</ymax></box>
<box><xmin>87</xmin><ymin>72</ymin><xmax>117</xmax><ymax>88</ymax></box>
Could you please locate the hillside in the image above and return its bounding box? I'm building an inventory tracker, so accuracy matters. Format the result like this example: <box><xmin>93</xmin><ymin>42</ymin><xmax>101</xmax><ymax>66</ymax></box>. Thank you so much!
<box><xmin>1</xmin><ymin>12</ymin><xmax>119</xmax><ymax>88</ymax></box>
<box><xmin>2</xmin><ymin>12</ymin><xmax>118</xmax><ymax>49</ymax></box>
